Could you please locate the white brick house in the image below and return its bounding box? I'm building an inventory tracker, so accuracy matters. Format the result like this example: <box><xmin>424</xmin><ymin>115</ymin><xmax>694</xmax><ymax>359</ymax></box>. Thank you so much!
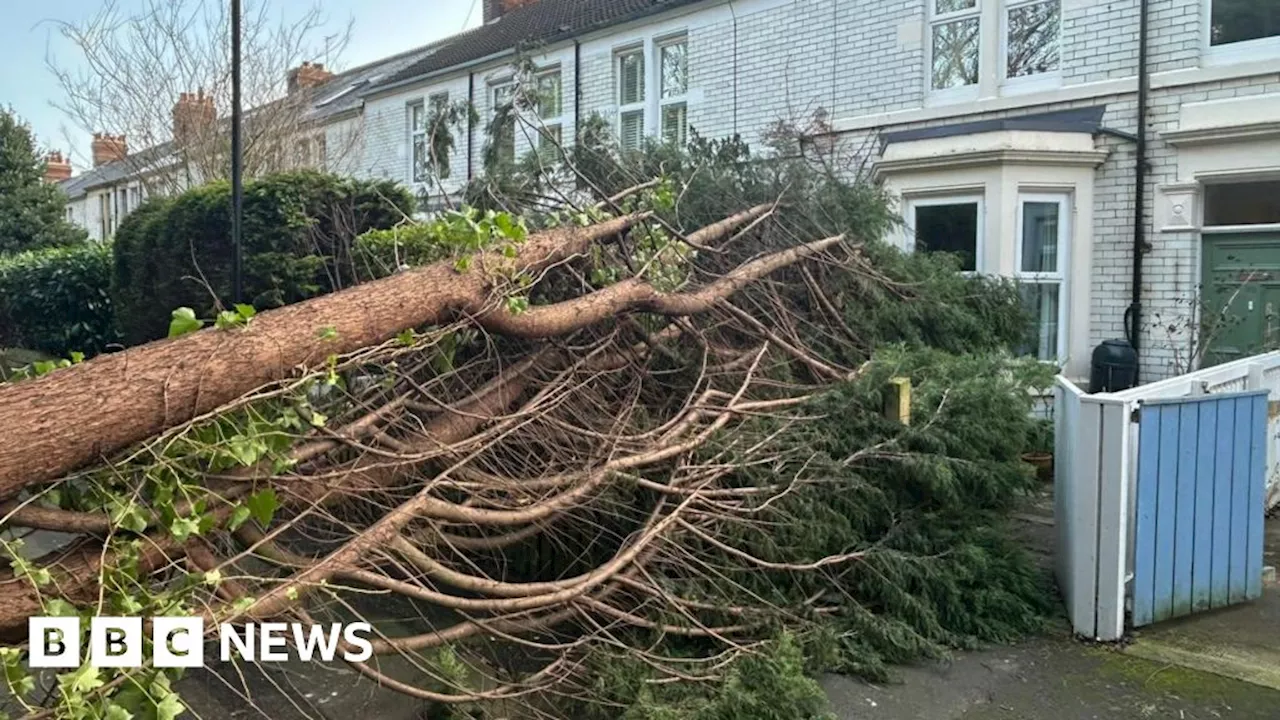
<box><xmin>53</xmin><ymin>0</ymin><xmax>1278</xmax><ymax>383</ymax></box>
<box><xmin>349</xmin><ymin>0</ymin><xmax>1280</xmax><ymax>383</ymax></box>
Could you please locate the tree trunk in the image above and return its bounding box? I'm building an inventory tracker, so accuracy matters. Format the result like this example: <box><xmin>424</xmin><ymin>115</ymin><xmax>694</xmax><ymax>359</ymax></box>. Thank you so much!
<box><xmin>0</xmin><ymin>215</ymin><xmax>644</xmax><ymax>499</ymax></box>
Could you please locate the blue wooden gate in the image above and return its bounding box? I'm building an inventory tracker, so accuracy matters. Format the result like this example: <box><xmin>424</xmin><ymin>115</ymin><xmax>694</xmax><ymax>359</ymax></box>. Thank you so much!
<box><xmin>1132</xmin><ymin>390</ymin><xmax>1269</xmax><ymax>627</ymax></box>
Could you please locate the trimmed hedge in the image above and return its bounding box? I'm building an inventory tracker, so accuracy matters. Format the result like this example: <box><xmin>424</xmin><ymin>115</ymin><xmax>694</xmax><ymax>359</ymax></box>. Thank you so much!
<box><xmin>112</xmin><ymin>171</ymin><xmax>413</xmax><ymax>344</ymax></box>
<box><xmin>0</xmin><ymin>244</ymin><xmax>119</xmax><ymax>357</ymax></box>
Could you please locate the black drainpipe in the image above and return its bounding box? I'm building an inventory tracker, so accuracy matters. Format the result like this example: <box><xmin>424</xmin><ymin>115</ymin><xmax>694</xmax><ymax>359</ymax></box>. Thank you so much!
<box><xmin>1126</xmin><ymin>0</ymin><xmax>1151</xmax><ymax>380</ymax></box>
<box><xmin>466</xmin><ymin>71</ymin><xmax>475</xmax><ymax>182</ymax></box>
<box><xmin>573</xmin><ymin>40</ymin><xmax>582</xmax><ymax>143</ymax></box>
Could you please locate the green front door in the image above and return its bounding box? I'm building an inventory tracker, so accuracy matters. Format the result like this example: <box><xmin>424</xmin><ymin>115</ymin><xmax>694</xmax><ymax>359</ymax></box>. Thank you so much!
<box><xmin>1201</xmin><ymin>233</ymin><xmax>1280</xmax><ymax>367</ymax></box>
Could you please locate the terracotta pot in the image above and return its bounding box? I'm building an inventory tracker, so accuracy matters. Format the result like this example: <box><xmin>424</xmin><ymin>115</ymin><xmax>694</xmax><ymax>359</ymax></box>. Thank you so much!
<box><xmin>1021</xmin><ymin>451</ymin><xmax>1054</xmax><ymax>482</ymax></box>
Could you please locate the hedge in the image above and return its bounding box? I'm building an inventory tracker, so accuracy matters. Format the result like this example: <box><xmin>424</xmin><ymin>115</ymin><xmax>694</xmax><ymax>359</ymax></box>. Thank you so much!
<box><xmin>0</xmin><ymin>244</ymin><xmax>119</xmax><ymax>357</ymax></box>
<box><xmin>111</xmin><ymin>171</ymin><xmax>413</xmax><ymax>345</ymax></box>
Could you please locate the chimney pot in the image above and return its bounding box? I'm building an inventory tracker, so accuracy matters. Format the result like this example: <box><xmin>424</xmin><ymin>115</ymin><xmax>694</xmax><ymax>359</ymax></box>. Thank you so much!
<box><xmin>43</xmin><ymin>150</ymin><xmax>73</xmax><ymax>183</ymax></box>
<box><xmin>172</xmin><ymin>90</ymin><xmax>217</xmax><ymax>147</ymax></box>
<box><xmin>287</xmin><ymin>61</ymin><xmax>334</xmax><ymax>93</ymax></box>
<box><xmin>90</xmin><ymin>134</ymin><xmax>128</xmax><ymax>167</ymax></box>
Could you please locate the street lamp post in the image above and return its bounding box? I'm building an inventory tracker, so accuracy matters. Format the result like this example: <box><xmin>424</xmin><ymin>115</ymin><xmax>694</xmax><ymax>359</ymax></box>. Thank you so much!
<box><xmin>231</xmin><ymin>0</ymin><xmax>244</xmax><ymax>304</ymax></box>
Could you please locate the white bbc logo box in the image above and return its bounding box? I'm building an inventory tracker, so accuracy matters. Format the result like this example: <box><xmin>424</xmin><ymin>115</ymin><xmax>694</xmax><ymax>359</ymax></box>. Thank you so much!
<box><xmin>28</xmin><ymin>616</ymin><xmax>373</xmax><ymax>668</ymax></box>
<box><xmin>29</xmin><ymin>617</ymin><xmax>205</xmax><ymax>669</ymax></box>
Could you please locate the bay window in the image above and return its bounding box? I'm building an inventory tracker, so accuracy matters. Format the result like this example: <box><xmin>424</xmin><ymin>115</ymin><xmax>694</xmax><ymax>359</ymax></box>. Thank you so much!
<box><xmin>1015</xmin><ymin>195</ymin><xmax>1068</xmax><ymax>361</ymax></box>
<box><xmin>908</xmin><ymin>196</ymin><xmax>983</xmax><ymax>271</ymax></box>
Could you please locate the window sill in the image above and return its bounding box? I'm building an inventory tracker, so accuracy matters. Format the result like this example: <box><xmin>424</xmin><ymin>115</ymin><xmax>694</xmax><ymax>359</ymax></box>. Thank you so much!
<box><xmin>1203</xmin><ymin>37</ymin><xmax>1280</xmax><ymax>68</ymax></box>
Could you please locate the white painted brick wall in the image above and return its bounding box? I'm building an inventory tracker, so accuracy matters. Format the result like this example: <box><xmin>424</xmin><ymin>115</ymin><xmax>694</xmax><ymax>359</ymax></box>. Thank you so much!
<box><xmin>346</xmin><ymin>0</ymin><xmax>1278</xmax><ymax>382</ymax></box>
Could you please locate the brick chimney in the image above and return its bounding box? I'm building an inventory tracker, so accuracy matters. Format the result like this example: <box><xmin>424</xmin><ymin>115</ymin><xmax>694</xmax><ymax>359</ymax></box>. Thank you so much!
<box><xmin>483</xmin><ymin>0</ymin><xmax>539</xmax><ymax>23</ymax></box>
<box><xmin>90</xmin><ymin>133</ymin><xmax>127</xmax><ymax>167</ymax></box>
<box><xmin>43</xmin><ymin>151</ymin><xmax>72</xmax><ymax>183</ymax></box>
<box><xmin>287</xmin><ymin>61</ymin><xmax>334</xmax><ymax>93</ymax></box>
<box><xmin>172</xmin><ymin>90</ymin><xmax>216</xmax><ymax>146</ymax></box>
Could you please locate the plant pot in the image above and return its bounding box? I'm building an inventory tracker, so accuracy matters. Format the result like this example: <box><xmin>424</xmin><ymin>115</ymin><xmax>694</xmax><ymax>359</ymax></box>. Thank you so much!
<box><xmin>1021</xmin><ymin>451</ymin><xmax>1054</xmax><ymax>482</ymax></box>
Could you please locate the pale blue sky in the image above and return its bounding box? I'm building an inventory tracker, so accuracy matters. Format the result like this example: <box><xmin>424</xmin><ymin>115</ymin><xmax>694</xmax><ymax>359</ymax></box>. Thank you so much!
<box><xmin>1</xmin><ymin>0</ymin><xmax>480</xmax><ymax>171</ymax></box>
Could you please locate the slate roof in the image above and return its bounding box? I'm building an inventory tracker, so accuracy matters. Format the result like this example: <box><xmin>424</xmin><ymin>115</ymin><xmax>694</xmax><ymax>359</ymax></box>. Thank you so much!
<box><xmin>375</xmin><ymin>0</ymin><xmax>705</xmax><ymax>90</ymax></box>
<box><xmin>58</xmin><ymin>46</ymin><xmax>435</xmax><ymax>200</ymax></box>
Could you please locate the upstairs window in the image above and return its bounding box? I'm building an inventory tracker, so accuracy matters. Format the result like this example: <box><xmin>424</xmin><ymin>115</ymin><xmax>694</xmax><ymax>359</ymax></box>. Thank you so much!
<box><xmin>427</xmin><ymin>92</ymin><xmax>451</xmax><ymax>179</ymax></box>
<box><xmin>1005</xmin><ymin>0</ymin><xmax>1060</xmax><ymax>78</ymax></box>
<box><xmin>491</xmin><ymin>83</ymin><xmax>516</xmax><ymax>166</ymax></box>
<box><xmin>408</xmin><ymin>101</ymin><xmax>428</xmax><ymax>183</ymax></box>
<box><xmin>535</xmin><ymin>71</ymin><xmax>564</xmax><ymax>162</ymax></box>
<box><xmin>617</xmin><ymin>48</ymin><xmax>645</xmax><ymax>151</ymax></box>
<box><xmin>930</xmin><ymin>0</ymin><xmax>981</xmax><ymax>91</ymax></box>
<box><xmin>1210</xmin><ymin>0</ymin><xmax>1280</xmax><ymax>48</ymax></box>
<box><xmin>928</xmin><ymin>0</ymin><xmax>1061</xmax><ymax>101</ymax></box>
<box><xmin>659</xmin><ymin>38</ymin><xmax>688</xmax><ymax>145</ymax></box>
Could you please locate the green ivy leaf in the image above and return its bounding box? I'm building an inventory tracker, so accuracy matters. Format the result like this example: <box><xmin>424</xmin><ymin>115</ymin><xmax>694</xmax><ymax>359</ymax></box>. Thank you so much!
<box><xmin>154</xmin><ymin>691</ymin><xmax>185</xmax><ymax>720</ymax></box>
<box><xmin>214</xmin><ymin>310</ymin><xmax>242</xmax><ymax>330</ymax></box>
<box><xmin>104</xmin><ymin>705</ymin><xmax>134</xmax><ymax>720</ymax></box>
<box><xmin>246</xmin><ymin>489</ymin><xmax>279</xmax><ymax>528</ymax></box>
<box><xmin>60</xmin><ymin>663</ymin><xmax>104</xmax><ymax>694</ymax></box>
<box><xmin>397</xmin><ymin>329</ymin><xmax>415</xmax><ymax>347</ymax></box>
<box><xmin>168</xmin><ymin>516</ymin><xmax>200</xmax><ymax>543</ymax></box>
<box><xmin>234</xmin><ymin>304</ymin><xmax>257</xmax><ymax>320</ymax></box>
<box><xmin>316</xmin><ymin>325</ymin><xmax>338</xmax><ymax>342</ymax></box>
<box><xmin>167</xmin><ymin>307</ymin><xmax>203</xmax><ymax>338</ymax></box>
<box><xmin>227</xmin><ymin>505</ymin><xmax>252</xmax><ymax>532</ymax></box>
<box><xmin>44</xmin><ymin>598</ymin><xmax>78</xmax><ymax>617</ymax></box>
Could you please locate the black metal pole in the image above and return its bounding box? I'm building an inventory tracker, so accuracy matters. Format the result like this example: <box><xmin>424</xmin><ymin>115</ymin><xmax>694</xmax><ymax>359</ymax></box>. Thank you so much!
<box><xmin>231</xmin><ymin>0</ymin><xmax>244</xmax><ymax>305</ymax></box>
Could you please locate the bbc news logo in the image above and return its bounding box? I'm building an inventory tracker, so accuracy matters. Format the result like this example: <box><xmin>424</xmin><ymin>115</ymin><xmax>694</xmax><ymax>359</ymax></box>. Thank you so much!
<box><xmin>28</xmin><ymin>617</ymin><xmax>373</xmax><ymax>668</ymax></box>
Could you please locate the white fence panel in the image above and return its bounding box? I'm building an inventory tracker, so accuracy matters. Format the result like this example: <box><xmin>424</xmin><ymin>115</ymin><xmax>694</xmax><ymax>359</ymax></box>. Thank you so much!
<box><xmin>1054</xmin><ymin>377</ymin><xmax>1130</xmax><ymax>641</ymax></box>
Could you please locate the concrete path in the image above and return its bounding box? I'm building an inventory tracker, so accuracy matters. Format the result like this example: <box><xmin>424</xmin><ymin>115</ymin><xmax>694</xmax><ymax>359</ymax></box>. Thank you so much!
<box><xmin>823</xmin><ymin>629</ymin><xmax>1280</xmax><ymax>719</ymax></box>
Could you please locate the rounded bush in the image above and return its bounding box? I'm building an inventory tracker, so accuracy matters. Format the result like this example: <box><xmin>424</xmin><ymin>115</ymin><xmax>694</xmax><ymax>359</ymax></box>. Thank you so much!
<box><xmin>111</xmin><ymin>171</ymin><xmax>413</xmax><ymax>345</ymax></box>
<box><xmin>0</xmin><ymin>244</ymin><xmax>119</xmax><ymax>357</ymax></box>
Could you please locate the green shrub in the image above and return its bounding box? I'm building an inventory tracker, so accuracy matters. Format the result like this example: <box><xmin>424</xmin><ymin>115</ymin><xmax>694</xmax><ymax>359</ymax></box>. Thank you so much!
<box><xmin>111</xmin><ymin>171</ymin><xmax>413</xmax><ymax>344</ymax></box>
<box><xmin>0</xmin><ymin>244</ymin><xmax>119</xmax><ymax>356</ymax></box>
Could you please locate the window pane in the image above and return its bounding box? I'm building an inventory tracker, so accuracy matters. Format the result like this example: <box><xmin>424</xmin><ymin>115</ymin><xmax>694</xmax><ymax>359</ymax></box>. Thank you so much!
<box><xmin>1008</xmin><ymin>0</ymin><xmax>1060</xmax><ymax>77</ymax></box>
<box><xmin>619</xmin><ymin>51</ymin><xmax>644</xmax><ymax>105</ymax></box>
<box><xmin>1021</xmin><ymin>201</ymin><xmax>1060</xmax><ymax>273</ymax></box>
<box><xmin>410</xmin><ymin>103</ymin><xmax>425</xmax><ymax>131</ymax></box>
<box><xmin>936</xmin><ymin>0</ymin><xmax>977</xmax><ymax>12</ymax></box>
<box><xmin>537</xmin><ymin>73</ymin><xmax>561</xmax><ymax>118</ymax></box>
<box><xmin>932</xmin><ymin>17</ymin><xmax>980</xmax><ymax>89</ymax></box>
<box><xmin>661</xmin><ymin>103</ymin><xmax>687</xmax><ymax>145</ymax></box>
<box><xmin>538</xmin><ymin>125</ymin><xmax>562</xmax><ymax>161</ymax></box>
<box><xmin>429</xmin><ymin>92</ymin><xmax>449</xmax><ymax>114</ymax></box>
<box><xmin>1210</xmin><ymin>0</ymin><xmax>1280</xmax><ymax>46</ymax></box>
<box><xmin>661</xmin><ymin>42</ymin><xmax>687</xmax><ymax>98</ymax></box>
<box><xmin>1019</xmin><ymin>283</ymin><xmax>1060</xmax><ymax>361</ymax></box>
<box><xmin>412</xmin><ymin>136</ymin><xmax>428</xmax><ymax>182</ymax></box>
<box><xmin>1205</xmin><ymin>181</ymin><xmax>1280</xmax><ymax>225</ymax></box>
<box><xmin>493</xmin><ymin>84</ymin><xmax>514</xmax><ymax>108</ymax></box>
<box><xmin>914</xmin><ymin>202</ymin><xmax>979</xmax><ymax>270</ymax></box>
<box><xmin>620</xmin><ymin>110</ymin><xmax>644</xmax><ymax>151</ymax></box>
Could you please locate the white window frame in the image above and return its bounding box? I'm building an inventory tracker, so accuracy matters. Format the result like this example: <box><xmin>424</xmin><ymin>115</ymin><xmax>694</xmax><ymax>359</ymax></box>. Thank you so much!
<box><xmin>1203</xmin><ymin>0</ymin><xmax>1280</xmax><ymax>66</ymax></box>
<box><xmin>615</xmin><ymin>45</ymin><xmax>646</xmax><ymax>150</ymax></box>
<box><xmin>533</xmin><ymin>68</ymin><xmax>565</xmax><ymax>160</ymax></box>
<box><xmin>927</xmin><ymin>0</ymin><xmax>984</xmax><ymax>105</ymax></box>
<box><xmin>926</xmin><ymin>0</ymin><xmax>1063</xmax><ymax>105</ymax></box>
<box><xmin>491</xmin><ymin>81</ymin><xmax>517</xmax><ymax>165</ymax></box>
<box><xmin>426</xmin><ymin>91</ymin><xmax>451</xmax><ymax>179</ymax></box>
<box><xmin>657</xmin><ymin>36</ymin><xmax>689</xmax><ymax>145</ymax></box>
<box><xmin>903</xmin><ymin>193</ymin><xmax>987</xmax><ymax>273</ymax></box>
<box><xmin>1000</xmin><ymin>0</ymin><xmax>1062</xmax><ymax>94</ymax></box>
<box><xmin>407</xmin><ymin>99</ymin><xmax>426</xmax><ymax>184</ymax></box>
<box><xmin>1014</xmin><ymin>192</ymin><xmax>1070</xmax><ymax>363</ymax></box>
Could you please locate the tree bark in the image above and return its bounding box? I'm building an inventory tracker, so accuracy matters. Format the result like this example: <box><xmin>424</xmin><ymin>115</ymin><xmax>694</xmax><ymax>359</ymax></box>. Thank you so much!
<box><xmin>0</xmin><ymin>214</ymin><xmax>645</xmax><ymax>499</ymax></box>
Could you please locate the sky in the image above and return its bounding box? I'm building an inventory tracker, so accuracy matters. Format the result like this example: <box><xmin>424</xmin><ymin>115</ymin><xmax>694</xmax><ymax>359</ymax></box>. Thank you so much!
<box><xmin>0</xmin><ymin>0</ymin><xmax>481</xmax><ymax>172</ymax></box>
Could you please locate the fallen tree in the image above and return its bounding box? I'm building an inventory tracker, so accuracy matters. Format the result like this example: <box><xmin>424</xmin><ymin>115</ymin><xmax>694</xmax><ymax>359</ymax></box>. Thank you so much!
<box><xmin>0</xmin><ymin>136</ymin><xmax>1050</xmax><ymax>719</ymax></box>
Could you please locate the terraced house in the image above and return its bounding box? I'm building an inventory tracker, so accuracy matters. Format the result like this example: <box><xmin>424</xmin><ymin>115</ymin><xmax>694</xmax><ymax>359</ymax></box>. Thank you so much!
<box><xmin>58</xmin><ymin>0</ymin><xmax>1280</xmax><ymax>382</ymax></box>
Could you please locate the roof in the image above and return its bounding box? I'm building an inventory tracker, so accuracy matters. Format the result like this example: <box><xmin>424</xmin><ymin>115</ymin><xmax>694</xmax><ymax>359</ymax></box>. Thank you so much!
<box><xmin>58</xmin><ymin>46</ymin><xmax>436</xmax><ymax>200</ymax></box>
<box><xmin>880</xmin><ymin>106</ymin><xmax>1109</xmax><ymax>147</ymax></box>
<box><xmin>374</xmin><ymin>0</ymin><xmax>705</xmax><ymax>91</ymax></box>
